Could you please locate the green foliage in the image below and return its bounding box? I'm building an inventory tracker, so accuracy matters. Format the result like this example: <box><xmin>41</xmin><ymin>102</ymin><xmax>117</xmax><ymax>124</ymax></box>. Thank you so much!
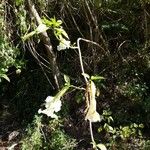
<box><xmin>75</xmin><ymin>91</ymin><xmax>84</xmax><ymax>104</ymax></box>
<box><xmin>118</xmin><ymin>123</ymin><xmax>143</xmax><ymax>140</ymax></box>
<box><xmin>1</xmin><ymin>0</ymin><xmax>150</xmax><ymax>149</ymax></box>
<box><xmin>47</xmin><ymin>120</ymin><xmax>77</xmax><ymax>150</ymax></box>
<box><xmin>0</xmin><ymin>35</ymin><xmax>21</xmax><ymax>70</ymax></box>
<box><xmin>91</xmin><ymin>76</ymin><xmax>105</xmax><ymax>81</ymax></box>
<box><xmin>21</xmin><ymin>115</ymin><xmax>43</xmax><ymax>150</ymax></box>
<box><xmin>143</xmin><ymin>140</ymin><xmax>150</xmax><ymax>150</ymax></box>
<box><xmin>42</xmin><ymin>17</ymin><xmax>70</xmax><ymax>51</ymax></box>
<box><xmin>21</xmin><ymin>116</ymin><xmax>77</xmax><ymax>150</ymax></box>
<box><xmin>0</xmin><ymin>1</ymin><xmax>24</xmax><ymax>82</ymax></box>
<box><xmin>117</xmin><ymin>81</ymin><xmax>148</xmax><ymax>102</ymax></box>
<box><xmin>49</xmin><ymin>129</ymin><xmax>77</xmax><ymax>150</ymax></box>
<box><xmin>43</xmin><ymin>17</ymin><xmax>63</xmax><ymax>28</ymax></box>
<box><xmin>15</xmin><ymin>0</ymin><xmax>28</xmax><ymax>35</ymax></box>
<box><xmin>98</xmin><ymin>110</ymin><xmax>144</xmax><ymax>149</ymax></box>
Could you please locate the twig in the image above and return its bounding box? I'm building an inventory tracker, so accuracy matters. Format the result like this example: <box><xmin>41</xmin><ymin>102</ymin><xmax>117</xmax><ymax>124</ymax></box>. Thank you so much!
<box><xmin>70</xmin><ymin>85</ymin><xmax>85</xmax><ymax>90</ymax></box>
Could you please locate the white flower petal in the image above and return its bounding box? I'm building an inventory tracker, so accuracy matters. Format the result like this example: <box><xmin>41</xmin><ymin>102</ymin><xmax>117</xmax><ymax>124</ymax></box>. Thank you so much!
<box><xmin>45</xmin><ymin>96</ymin><xmax>54</xmax><ymax>102</ymax></box>
<box><xmin>57</xmin><ymin>39</ymin><xmax>70</xmax><ymax>51</ymax></box>
<box><xmin>38</xmin><ymin>109</ymin><xmax>42</xmax><ymax>114</ymax></box>
<box><xmin>53</xmin><ymin>100</ymin><xmax>62</xmax><ymax>112</ymax></box>
<box><xmin>39</xmin><ymin>95</ymin><xmax>62</xmax><ymax>118</ymax></box>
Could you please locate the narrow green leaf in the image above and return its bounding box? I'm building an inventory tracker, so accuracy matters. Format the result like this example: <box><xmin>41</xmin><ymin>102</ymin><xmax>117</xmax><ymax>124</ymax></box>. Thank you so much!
<box><xmin>91</xmin><ymin>76</ymin><xmax>105</xmax><ymax>80</ymax></box>
<box><xmin>64</xmin><ymin>74</ymin><xmax>70</xmax><ymax>84</ymax></box>
<box><xmin>22</xmin><ymin>31</ymin><xmax>36</xmax><ymax>41</ymax></box>
<box><xmin>61</xmin><ymin>30</ymin><xmax>69</xmax><ymax>39</ymax></box>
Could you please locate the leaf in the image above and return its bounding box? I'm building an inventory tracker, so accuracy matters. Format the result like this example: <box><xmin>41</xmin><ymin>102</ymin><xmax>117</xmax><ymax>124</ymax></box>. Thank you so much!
<box><xmin>61</xmin><ymin>29</ymin><xmax>69</xmax><ymax>39</ymax></box>
<box><xmin>57</xmin><ymin>20</ymin><xmax>62</xmax><ymax>25</ymax></box>
<box><xmin>15</xmin><ymin>0</ymin><xmax>22</xmax><ymax>6</ymax></box>
<box><xmin>64</xmin><ymin>74</ymin><xmax>70</xmax><ymax>84</ymax></box>
<box><xmin>36</xmin><ymin>24</ymin><xmax>49</xmax><ymax>34</ymax></box>
<box><xmin>97</xmin><ymin>144</ymin><xmax>107</xmax><ymax>150</ymax></box>
<box><xmin>42</xmin><ymin>17</ymin><xmax>53</xmax><ymax>27</ymax></box>
<box><xmin>85</xmin><ymin>81</ymin><xmax>102</xmax><ymax>122</ymax></box>
<box><xmin>22</xmin><ymin>24</ymin><xmax>49</xmax><ymax>41</ymax></box>
<box><xmin>22</xmin><ymin>31</ymin><xmax>36</xmax><ymax>41</ymax></box>
<box><xmin>91</xmin><ymin>76</ymin><xmax>105</xmax><ymax>80</ymax></box>
<box><xmin>0</xmin><ymin>74</ymin><xmax>10</xmax><ymax>82</ymax></box>
<box><xmin>82</xmin><ymin>73</ymin><xmax>90</xmax><ymax>79</ymax></box>
<box><xmin>108</xmin><ymin>116</ymin><xmax>114</xmax><ymax>123</ymax></box>
<box><xmin>139</xmin><ymin>124</ymin><xmax>144</xmax><ymax>128</ymax></box>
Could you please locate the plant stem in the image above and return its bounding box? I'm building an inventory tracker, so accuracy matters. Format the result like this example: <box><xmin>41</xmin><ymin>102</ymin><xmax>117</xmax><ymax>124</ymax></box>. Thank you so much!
<box><xmin>89</xmin><ymin>121</ymin><xmax>94</xmax><ymax>143</ymax></box>
<box><xmin>77</xmin><ymin>38</ymin><xmax>97</xmax><ymax>149</ymax></box>
<box><xmin>77</xmin><ymin>38</ymin><xmax>88</xmax><ymax>83</ymax></box>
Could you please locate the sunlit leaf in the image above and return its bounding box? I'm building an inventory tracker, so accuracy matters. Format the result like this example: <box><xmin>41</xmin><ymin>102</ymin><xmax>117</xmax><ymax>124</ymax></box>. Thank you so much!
<box><xmin>36</xmin><ymin>24</ymin><xmax>49</xmax><ymax>34</ymax></box>
<box><xmin>22</xmin><ymin>31</ymin><xmax>36</xmax><ymax>41</ymax></box>
<box><xmin>64</xmin><ymin>74</ymin><xmax>70</xmax><ymax>84</ymax></box>
<box><xmin>0</xmin><ymin>74</ymin><xmax>10</xmax><ymax>82</ymax></box>
<box><xmin>97</xmin><ymin>144</ymin><xmax>107</xmax><ymax>150</ymax></box>
<box><xmin>61</xmin><ymin>29</ymin><xmax>69</xmax><ymax>39</ymax></box>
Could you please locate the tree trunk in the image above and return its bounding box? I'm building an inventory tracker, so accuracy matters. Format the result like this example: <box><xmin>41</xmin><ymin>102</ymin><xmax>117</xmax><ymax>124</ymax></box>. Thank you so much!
<box><xmin>27</xmin><ymin>0</ymin><xmax>62</xmax><ymax>90</ymax></box>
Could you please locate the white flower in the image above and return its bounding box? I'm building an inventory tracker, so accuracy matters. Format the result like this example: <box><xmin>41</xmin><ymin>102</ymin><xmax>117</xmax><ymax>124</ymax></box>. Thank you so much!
<box><xmin>57</xmin><ymin>39</ymin><xmax>70</xmax><ymax>51</ymax></box>
<box><xmin>38</xmin><ymin>96</ymin><xmax>62</xmax><ymax>119</ymax></box>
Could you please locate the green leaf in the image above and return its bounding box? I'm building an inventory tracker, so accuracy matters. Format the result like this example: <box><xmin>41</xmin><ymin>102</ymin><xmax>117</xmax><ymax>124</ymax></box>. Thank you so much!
<box><xmin>56</xmin><ymin>20</ymin><xmax>62</xmax><ymax>26</ymax></box>
<box><xmin>108</xmin><ymin>116</ymin><xmax>114</xmax><ymax>123</ymax></box>
<box><xmin>97</xmin><ymin>144</ymin><xmax>107</xmax><ymax>150</ymax></box>
<box><xmin>55</xmin><ymin>28</ymin><xmax>69</xmax><ymax>39</ymax></box>
<box><xmin>42</xmin><ymin>17</ymin><xmax>53</xmax><ymax>27</ymax></box>
<box><xmin>22</xmin><ymin>31</ymin><xmax>36</xmax><ymax>41</ymax></box>
<box><xmin>15</xmin><ymin>0</ymin><xmax>22</xmax><ymax>6</ymax></box>
<box><xmin>139</xmin><ymin>124</ymin><xmax>144</xmax><ymax>128</ymax></box>
<box><xmin>133</xmin><ymin>123</ymin><xmax>138</xmax><ymax>128</ymax></box>
<box><xmin>61</xmin><ymin>30</ymin><xmax>69</xmax><ymax>39</ymax></box>
<box><xmin>64</xmin><ymin>74</ymin><xmax>70</xmax><ymax>84</ymax></box>
<box><xmin>98</xmin><ymin>127</ymin><xmax>103</xmax><ymax>133</ymax></box>
<box><xmin>104</xmin><ymin>123</ymin><xmax>114</xmax><ymax>132</ymax></box>
<box><xmin>0</xmin><ymin>74</ymin><xmax>10</xmax><ymax>82</ymax></box>
<box><xmin>91</xmin><ymin>76</ymin><xmax>105</xmax><ymax>80</ymax></box>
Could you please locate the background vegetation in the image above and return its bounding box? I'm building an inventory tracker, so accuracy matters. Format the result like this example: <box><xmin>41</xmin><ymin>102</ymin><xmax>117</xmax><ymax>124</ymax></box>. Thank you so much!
<box><xmin>0</xmin><ymin>0</ymin><xmax>150</xmax><ymax>149</ymax></box>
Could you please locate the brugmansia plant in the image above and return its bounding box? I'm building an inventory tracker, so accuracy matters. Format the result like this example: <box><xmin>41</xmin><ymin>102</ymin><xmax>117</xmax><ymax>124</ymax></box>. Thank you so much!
<box><xmin>23</xmin><ymin>14</ymin><xmax>106</xmax><ymax>149</ymax></box>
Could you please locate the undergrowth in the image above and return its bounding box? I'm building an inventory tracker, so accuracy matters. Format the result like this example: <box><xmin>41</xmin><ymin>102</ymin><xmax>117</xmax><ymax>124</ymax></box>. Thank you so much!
<box><xmin>21</xmin><ymin>116</ymin><xmax>77</xmax><ymax>150</ymax></box>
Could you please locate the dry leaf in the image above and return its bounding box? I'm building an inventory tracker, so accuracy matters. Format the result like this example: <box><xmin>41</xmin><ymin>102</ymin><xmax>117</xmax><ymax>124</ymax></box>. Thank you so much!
<box><xmin>85</xmin><ymin>81</ymin><xmax>101</xmax><ymax>122</ymax></box>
